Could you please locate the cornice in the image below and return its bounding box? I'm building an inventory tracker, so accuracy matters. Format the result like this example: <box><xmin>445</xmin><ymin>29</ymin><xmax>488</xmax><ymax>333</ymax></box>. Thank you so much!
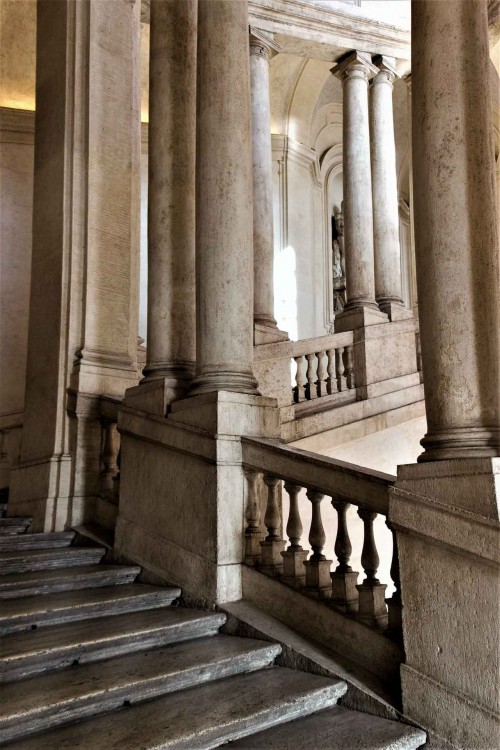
<box><xmin>0</xmin><ymin>107</ymin><xmax>35</xmax><ymax>144</ymax></box>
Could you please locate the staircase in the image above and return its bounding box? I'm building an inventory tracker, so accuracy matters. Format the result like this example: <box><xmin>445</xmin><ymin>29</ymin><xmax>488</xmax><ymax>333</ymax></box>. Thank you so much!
<box><xmin>0</xmin><ymin>516</ymin><xmax>426</xmax><ymax>749</ymax></box>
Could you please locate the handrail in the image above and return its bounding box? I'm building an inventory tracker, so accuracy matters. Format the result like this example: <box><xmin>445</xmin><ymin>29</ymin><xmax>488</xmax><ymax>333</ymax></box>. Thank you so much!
<box><xmin>241</xmin><ymin>437</ymin><xmax>394</xmax><ymax>515</ymax></box>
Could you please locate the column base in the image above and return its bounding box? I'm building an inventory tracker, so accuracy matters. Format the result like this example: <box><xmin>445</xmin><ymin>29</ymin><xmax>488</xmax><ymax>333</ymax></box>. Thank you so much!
<box><xmin>259</xmin><ymin>539</ymin><xmax>286</xmax><ymax>575</ymax></box>
<box><xmin>126</xmin><ymin>365</ymin><xmax>195</xmax><ymax>416</ymax></box>
<box><xmin>356</xmin><ymin>581</ymin><xmax>388</xmax><ymax>630</ymax></box>
<box><xmin>189</xmin><ymin>369</ymin><xmax>259</xmax><ymax>397</ymax></box>
<box><xmin>331</xmin><ymin>569</ymin><xmax>359</xmax><ymax>613</ymax></box>
<box><xmin>377</xmin><ymin>299</ymin><xmax>414</xmax><ymax>322</ymax></box>
<box><xmin>418</xmin><ymin>427</ymin><xmax>500</xmax><ymax>463</ymax></box>
<box><xmin>334</xmin><ymin>305</ymin><xmax>388</xmax><ymax>332</ymax></box>
<box><xmin>254</xmin><ymin>321</ymin><xmax>289</xmax><ymax>345</ymax></box>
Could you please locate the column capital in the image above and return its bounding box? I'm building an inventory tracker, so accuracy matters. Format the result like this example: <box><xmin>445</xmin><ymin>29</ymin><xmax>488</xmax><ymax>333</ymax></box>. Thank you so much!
<box><xmin>249</xmin><ymin>26</ymin><xmax>282</xmax><ymax>60</ymax></box>
<box><xmin>331</xmin><ymin>50</ymin><xmax>378</xmax><ymax>82</ymax></box>
<box><xmin>371</xmin><ymin>54</ymin><xmax>399</xmax><ymax>86</ymax></box>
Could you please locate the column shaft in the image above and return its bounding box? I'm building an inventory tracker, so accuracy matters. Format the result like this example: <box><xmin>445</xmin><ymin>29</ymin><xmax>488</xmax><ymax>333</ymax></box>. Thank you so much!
<box><xmin>144</xmin><ymin>0</ymin><xmax>197</xmax><ymax>392</ymax></box>
<box><xmin>412</xmin><ymin>0</ymin><xmax>500</xmax><ymax>460</ymax></box>
<box><xmin>332</xmin><ymin>52</ymin><xmax>379</xmax><ymax>315</ymax></box>
<box><xmin>370</xmin><ymin>57</ymin><xmax>407</xmax><ymax>319</ymax></box>
<box><xmin>250</xmin><ymin>31</ymin><xmax>278</xmax><ymax>331</ymax></box>
<box><xmin>190</xmin><ymin>0</ymin><xmax>258</xmax><ymax>395</ymax></box>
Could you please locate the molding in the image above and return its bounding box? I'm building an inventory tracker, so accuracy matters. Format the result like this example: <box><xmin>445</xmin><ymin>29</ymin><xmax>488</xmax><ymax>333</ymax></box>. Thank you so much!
<box><xmin>0</xmin><ymin>107</ymin><xmax>35</xmax><ymax>144</ymax></box>
<box><xmin>249</xmin><ymin>25</ymin><xmax>282</xmax><ymax>57</ymax></box>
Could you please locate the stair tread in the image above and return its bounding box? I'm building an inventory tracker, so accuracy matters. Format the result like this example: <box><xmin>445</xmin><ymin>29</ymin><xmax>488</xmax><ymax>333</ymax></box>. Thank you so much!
<box><xmin>0</xmin><ymin>564</ymin><xmax>140</xmax><ymax>590</ymax></box>
<box><xmin>0</xmin><ymin>636</ymin><xmax>282</xmax><ymax>739</ymax></box>
<box><xmin>1</xmin><ymin>667</ymin><xmax>346</xmax><ymax>749</ymax></box>
<box><xmin>0</xmin><ymin>547</ymin><xmax>105</xmax><ymax>571</ymax></box>
<box><xmin>228</xmin><ymin>705</ymin><xmax>427</xmax><ymax>749</ymax></box>
<box><xmin>0</xmin><ymin>532</ymin><xmax>76</xmax><ymax>550</ymax></box>
<box><xmin>0</xmin><ymin>518</ymin><xmax>31</xmax><ymax>526</ymax></box>
<box><xmin>0</xmin><ymin>606</ymin><xmax>226</xmax><ymax>661</ymax></box>
<box><xmin>0</xmin><ymin>583</ymin><xmax>181</xmax><ymax>632</ymax></box>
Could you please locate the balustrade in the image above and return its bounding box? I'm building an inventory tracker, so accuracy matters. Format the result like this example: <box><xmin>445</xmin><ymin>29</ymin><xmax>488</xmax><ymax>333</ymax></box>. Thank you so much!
<box><xmin>242</xmin><ymin>437</ymin><xmax>399</xmax><ymax>640</ymax></box>
<box><xmin>99</xmin><ymin>397</ymin><xmax>122</xmax><ymax>503</ymax></box>
<box><xmin>292</xmin><ymin>333</ymin><xmax>355</xmax><ymax>404</ymax></box>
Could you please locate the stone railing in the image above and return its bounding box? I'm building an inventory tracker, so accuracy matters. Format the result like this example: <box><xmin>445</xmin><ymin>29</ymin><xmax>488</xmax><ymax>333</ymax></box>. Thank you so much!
<box><xmin>99</xmin><ymin>396</ymin><xmax>122</xmax><ymax>503</ymax></box>
<box><xmin>253</xmin><ymin>331</ymin><xmax>356</xmax><ymax>409</ymax></box>
<box><xmin>241</xmin><ymin>437</ymin><xmax>401</xmax><ymax>640</ymax></box>
<box><xmin>290</xmin><ymin>332</ymin><xmax>355</xmax><ymax>403</ymax></box>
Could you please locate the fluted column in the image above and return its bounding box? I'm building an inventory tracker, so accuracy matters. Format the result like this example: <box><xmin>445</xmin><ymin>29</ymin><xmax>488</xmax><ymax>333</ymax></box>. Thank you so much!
<box><xmin>370</xmin><ymin>55</ymin><xmax>409</xmax><ymax>321</ymax></box>
<box><xmin>412</xmin><ymin>0</ymin><xmax>500</xmax><ymax>461</ymax></box>
<box><xmin>190</xmin><ymin>0</ymin><xmax>258</xmax><ymax>396</ymax></box>
<box><xmin>332</xmin><ymin>51</ymin><xmax>386</xmax><ymax>332</ymax></box>
<box><xmin>143</xmin><ymin>0</ymin><xmax>197</xmax><ymax>396</ymax></box>
<box><xmin>249</xmin><ymin>28</ymin><xmax>282</xmax><ymax>337</ymax></box>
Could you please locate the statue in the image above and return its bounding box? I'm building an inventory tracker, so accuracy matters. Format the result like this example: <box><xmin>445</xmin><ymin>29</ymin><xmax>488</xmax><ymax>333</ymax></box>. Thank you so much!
<box><xmin>332</xmin><ymin>203</ymin><xmax>346</xmax><ymax>312</ymax></box>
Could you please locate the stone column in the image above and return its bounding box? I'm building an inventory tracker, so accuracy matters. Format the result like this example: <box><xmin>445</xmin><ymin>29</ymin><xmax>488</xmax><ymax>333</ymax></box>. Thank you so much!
<box><xmin>412</xmin><ymin>0</ymin><xmax>500</xmax><ymax>462</ymax></box>
<box><xmin>369</xmin><ymin>56</ymin><xmax>410</xmax><ymax>321</ymax></box>
<box><xmin>249</xmin><ymin>28</ymin><xmax>287</xmax><ymax>345</ymax></box>
<box><xmin>142</xmin><ymin>0</ymin><xmax>197</xmax><ymax>400</ymax></box>
<box><xmin>332</xmin><ymin>51</ymin><xmax>387</xmax><ymax>332</ymax></box>
<box><xmin>189</xmin><ymin>0</ymin><xmax>258</xmax><ymax>396</ymax></box>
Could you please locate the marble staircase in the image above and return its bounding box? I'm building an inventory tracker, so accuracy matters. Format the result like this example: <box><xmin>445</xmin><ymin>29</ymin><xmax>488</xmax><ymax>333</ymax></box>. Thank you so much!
<box><xmin>0</xmin><ymin>517</ymin><xmax>426</xmax><ymax>749</ymax></box>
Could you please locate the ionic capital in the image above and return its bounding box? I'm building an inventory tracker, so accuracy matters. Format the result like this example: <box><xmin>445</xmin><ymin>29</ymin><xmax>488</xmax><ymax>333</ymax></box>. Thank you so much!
<box><xmin>370</xmin><ymin>54</ymin><xmax>399</xmax><ymax>88</ymax></box>
<box><xmin>331</xmin><ymin>50</ymin><xmax>378</xmax><ymax>83</ymax></box>
<box><xmin>249</xmin><ymin>26</ymin><xmax>282</xmax><ymax>60</ymax></box>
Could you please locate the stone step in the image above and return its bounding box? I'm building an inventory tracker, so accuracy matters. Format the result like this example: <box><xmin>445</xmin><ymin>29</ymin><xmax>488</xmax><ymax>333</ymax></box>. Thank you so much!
<box><xmin>0</xmin><ymin>607</ymin><xmax>227</xmax><ymax>682</ymax></box>
<box><xmin>0</xmin><ymin>666</ymin><xmax>347</xmax><ymax>749</ymax></box>
<box><xmin>0</xmin><ymin>532</ymin><xmax>76</xmax><ymax>551</ymax></box>
<box><xmin>0</xmin><ymin>518</ymin><xmax>31</xmax><ymax>536</ymax></box>
<box><xmin>228</xmin><ymin>705</ymin><xmax>427</xmax><ymax>749</ymax></box>
<box><xmin>0</xmin><ymin>564</ymin><xmax>141</xmax><ymax>600</ymax></box>
<box><xmin>0</xmin><ymin>635</ymin><xmax>282</xmax><ymax>743</ymax></box>
<box><xmin>0</xmin><ymin>583</ymin><xmax>181</xmax><ymax>635</ymax></box>
<box><xmin>0</xmin><ymin>547</ymin><xmax>105</xmax><ymax>575</ymax></box>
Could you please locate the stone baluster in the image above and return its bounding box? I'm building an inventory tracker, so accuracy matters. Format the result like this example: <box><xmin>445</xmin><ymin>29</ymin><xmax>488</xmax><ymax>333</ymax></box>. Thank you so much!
<box><xmin>316</xmin><ymin>351</ymin><xmax>327</xmax><ymax>397</ymax></box>
<box><xmin>293</xmin><ymin>355</ymin><xmax>307</xmax><ymax>403</ymax></box>
<box><xmin>385</xmin><ymin>520</ymin><xmax>402</xmax><ymax>638</ymax></box>
<box><xmin>259</xmin><ymin>475</ymin><xmax>285</xmax><ymax>573</ymax></box>
<box><xmin>281</xmin><ymin>483</ymin><xmax>309</xmax><ymax>586</ymax></box>
<box><xmin>356</xmin><ymin>508</ymin><xmax>388</xmax><ymax>629</ymax></box>
<box><xmin>100</xmin><ymin>420</ymin><xmax>120</xmax><ymax>500</ymax></box>
<box><xmin>326</xmin><ymin>349</ymin><xmax>338</xmax><ymax>395</ymax></box>
<box><xmin>244</xmin><ymin>468</ymin><xmax>262</xmax><ymax>565</ymax></box>
<box><xmin>336</xmin><ymin>347</ymin><xmax>347</xmax><ymax>391</ymax></box>
<box><xmin>305</xmin><ymin>354</ymin><xmax>317</xmax><ymax>400</ymax></box>
<box><xmin>304</xmin><ymin>490</ymin><xmax>332</xmax><ymax>598</ymax></box>
<box><xmin>345</xmin><ymin>346</ymin><xmax>355</xmax><ymax>389</ymax></box>
<box><xmin>330</xmin><ymin>500</ymin><xmax>359</xmax><ymax>613</ymax></box>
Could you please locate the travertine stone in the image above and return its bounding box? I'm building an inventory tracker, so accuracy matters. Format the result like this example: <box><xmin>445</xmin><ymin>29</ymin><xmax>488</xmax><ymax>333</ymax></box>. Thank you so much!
<box><xmin>332</xmin><ymin>51</ymin><xmax>379</xmax><ymax>328</ymax></box>
<box><xmin>370</xmin><ymin>56</ymin><xmax>409</xmax><ymax>321</ymax></box>
<box><xmin>412</xmin><ymin>0</ymin><xmax>500</xmax><ymax>461</ymax></box>
<box><xmin>190</xmin><ymin>0</ymin><xmax>258</xmax><ymax>396</ymax></box>
<box><xmin>391</xmin><ymin>459</ymin><xmax>500</xmax><ymax>748</ymax></box>
<box><xmin>9</xmin><ymin>0</ymin><xmax>141</xmax><ymax>529</ymax></box>
<box><xmin>143</xmin><ymin>0</ymin><xmax>197</xmax><ymax>399</ymax></box>
<box><xmin>250</xmin><ymin>28</ymin><xmax>281</xmax><ymax>333</ymax></box>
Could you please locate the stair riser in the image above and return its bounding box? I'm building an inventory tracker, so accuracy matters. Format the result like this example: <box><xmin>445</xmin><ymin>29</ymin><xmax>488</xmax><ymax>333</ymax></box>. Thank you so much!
<box><xmin>0</xmin><ymin>571</ymin><xmax>139</xmax><ymax>599</ymax></box>
<box><xmin>0</xmin><ymin>623</ymin><xmax>223</xmax><ymax>683</ymax></box>
<box><xmin>0</xmin><ymin>528</ymin><xmax>29</xmax><ymax>536</ymax></box>
<box><xmin>0</xmin><ymin>593</ymin><xmax>180</xmax><ymax>636</ymax></box>
<box><xmin>0</xmin><ymin>552</ymin><xmax>104</xmax><ymax>575</ymax></box>
<box><xmin>0</xmin><ymin>651</ymin><xmax>278</xmax><ymax>743</ymax></box>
